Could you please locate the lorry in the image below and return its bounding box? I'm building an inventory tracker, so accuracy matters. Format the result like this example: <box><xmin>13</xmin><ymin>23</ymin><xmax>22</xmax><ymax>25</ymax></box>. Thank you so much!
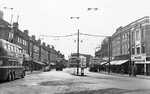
<box><xmin>89</xmin><ymin>57</ymin><xmax>99</xmax><ymax>72</ymax></box>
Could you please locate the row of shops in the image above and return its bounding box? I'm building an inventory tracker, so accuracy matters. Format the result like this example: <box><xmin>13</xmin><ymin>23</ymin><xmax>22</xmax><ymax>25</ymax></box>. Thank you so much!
<box><xmin>100</xmin><ymin>59</ymin><xmax>150</xmax><ymax>76</ymax></box>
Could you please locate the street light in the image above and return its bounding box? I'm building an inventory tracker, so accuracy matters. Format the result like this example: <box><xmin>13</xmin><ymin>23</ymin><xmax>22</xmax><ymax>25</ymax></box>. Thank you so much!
<box><xmin>4</xmin><ymin>7</ymin><xmax>13</xmax><ymax>10</ymax></box>
<box><xmin>3</xmin><ymin>7</ymin><xmax>13</xmax><ymax>25</ymax></box>
<box><xmin>70</xmin><ymin>17</ymin><xmax>80</xmax><ymax>75</ymax></box>
<box><xmin>87</xmin><ymin>8</ymin><xmax>98</xmax><ymax>11</ymax></box>
<box><xmin>87</xmin><ymin>7</ymin><xmax>112</xmax><ymax>73</ymax></box>
<box><xmin>3</xmin><ymin>7</ymin><xmax>14</xmax><ymax>43</ymax></box>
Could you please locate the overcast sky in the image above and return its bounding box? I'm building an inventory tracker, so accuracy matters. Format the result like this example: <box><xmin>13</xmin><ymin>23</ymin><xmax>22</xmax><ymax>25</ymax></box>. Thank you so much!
<box><xmin>0</xmin><ymin>0</ymin><xmax>150</xmax><ymax>59</ymax></box>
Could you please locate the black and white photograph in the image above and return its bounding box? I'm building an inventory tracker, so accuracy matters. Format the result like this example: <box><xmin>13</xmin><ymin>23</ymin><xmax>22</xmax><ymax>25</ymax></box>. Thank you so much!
<box><xmin>0</xmin><ymin>0</ymin><xmax>150</xmax><ymax>94</ymax></box>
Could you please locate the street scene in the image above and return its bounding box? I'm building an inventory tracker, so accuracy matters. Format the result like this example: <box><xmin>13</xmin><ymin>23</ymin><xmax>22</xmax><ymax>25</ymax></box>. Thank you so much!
<box><xmin>1</xmin><ymin>0</ymin><xmax>150</xmax><ymax>94</ymax></box>
<box><xmin>1</xmin><ymin>68</ymin><xmax>150</xmax><ymax>94</ymax></box>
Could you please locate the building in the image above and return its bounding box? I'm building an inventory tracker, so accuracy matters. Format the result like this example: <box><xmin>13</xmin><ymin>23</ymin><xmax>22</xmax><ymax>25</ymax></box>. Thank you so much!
<box><xmin>97</xmin><ymin>16</ymin><xmax>150</xmax><ymax>76</ymax></box>
<box><xmin>0</xmin><ymin>16</ymin><xmax>63</xmax><ymax>71</ymax></box>
<box><xmin>71</xmin><ymin>53</ymin><xmax>92</xmax><ymax>67</ymax></box>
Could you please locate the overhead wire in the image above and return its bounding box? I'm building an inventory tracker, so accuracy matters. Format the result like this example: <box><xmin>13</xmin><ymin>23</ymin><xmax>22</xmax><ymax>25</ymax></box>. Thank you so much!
<box><xmin>40</xmin><ymin>33</ymin><xmax>77</xmax><ymax>38</ymax></box>
<box><xmin>80</xmin><ymin>32</ymin><xmax>111</xmax><ymax>37</ymax></box>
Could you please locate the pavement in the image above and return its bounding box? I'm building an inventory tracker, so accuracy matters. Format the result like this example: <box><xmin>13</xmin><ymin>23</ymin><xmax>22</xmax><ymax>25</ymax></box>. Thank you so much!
<box><xmin>98</xmin><ymin>71</ymin><xmax>150</xmax><ymax>80</ymax></box>
<box><xmin>70</xmin><ymin>68</ymin><xmax>150</xmax><ymax>80</ymax></box>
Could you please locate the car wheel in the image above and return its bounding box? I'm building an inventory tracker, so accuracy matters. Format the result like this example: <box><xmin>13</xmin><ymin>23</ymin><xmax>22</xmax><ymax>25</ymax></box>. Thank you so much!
<box><xmin>21</xmin><ymin>71</ymin><xmax>25</xmax><ymax>78</ymax></box>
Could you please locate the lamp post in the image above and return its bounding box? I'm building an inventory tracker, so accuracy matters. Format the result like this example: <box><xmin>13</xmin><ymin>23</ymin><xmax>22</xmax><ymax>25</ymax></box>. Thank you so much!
<box><xmin>3</xmin><ymin>7</ymin><xmax>14</xmax><ymax>43</ymax></box>
<box><xmin>129</xmin><ymin>30</ymin><xmax>132</xmax><ymax>76</ymax></box>
<box><xmin>87</xmin><ymin>7</ymin><xmax>112</xmax><ymax>74</ymax></box>
<box><xmin>70</xmin><ymin>17</ymin><xmax>80</xmax><ymax>75</ymax></box>
<box><xmin>3</xmin><ymin>7</ymin><xmax>13</xmax><ymax>25</ymax></box>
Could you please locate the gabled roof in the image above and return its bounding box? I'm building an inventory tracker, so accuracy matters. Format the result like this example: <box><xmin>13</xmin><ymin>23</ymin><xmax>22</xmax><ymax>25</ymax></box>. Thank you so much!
<box><xmin>0</xmin><ymin>19</ymin><xmax>10</xmax><ymax>27</ymax></box>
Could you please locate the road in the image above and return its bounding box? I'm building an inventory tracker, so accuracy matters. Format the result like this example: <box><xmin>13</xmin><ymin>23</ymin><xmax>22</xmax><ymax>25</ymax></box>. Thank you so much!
<box><xmin>0</xmin><ymin>68</ymin><xmax>150</xmax><ymax>94</ymax></box>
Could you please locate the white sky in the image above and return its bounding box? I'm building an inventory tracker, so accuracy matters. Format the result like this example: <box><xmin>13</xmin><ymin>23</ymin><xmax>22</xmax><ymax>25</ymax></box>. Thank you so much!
<box><xmin>0</xmin><ymin>0</ymin><xmax>150</xmax><ymax>59</ymax></box>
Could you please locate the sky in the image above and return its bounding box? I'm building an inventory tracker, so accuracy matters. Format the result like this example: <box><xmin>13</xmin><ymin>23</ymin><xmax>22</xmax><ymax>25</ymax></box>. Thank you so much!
<box><xmin>0</xmin><ymin>0</ymin><xmax>150</xmax><ymax>59</ymax></box>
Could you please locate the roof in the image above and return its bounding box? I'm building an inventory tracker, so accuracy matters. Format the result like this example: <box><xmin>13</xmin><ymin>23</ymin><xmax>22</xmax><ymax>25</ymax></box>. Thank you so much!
<box><xmin>0</xmin><ymin>19</ymin><xmax>10</xmax><ymax>28</ymax></box>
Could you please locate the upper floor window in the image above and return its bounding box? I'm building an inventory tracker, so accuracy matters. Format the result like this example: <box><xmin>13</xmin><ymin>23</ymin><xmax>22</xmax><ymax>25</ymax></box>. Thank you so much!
<box><xmin>141</xmin><ymin>28</ymin><xmax>145</xmax><ymax>39</ymax></box>
<box><xmin>136</xmin><ymin>30</ymin><xmax>140</xmax><ymax>40</ymax></box>
<box><xmin>132</xmin><ymin>32</ymin><xmax>135</xmax><ymax>41</ymax></box>
<box><xmin>132</xmin><ymin>46</ymin><xmax>135</xmax><ymax>54</ymax></box>
<box><xmin>141</xmin><ymin>44</ymin><xmax>145</xmax><ymax>53</ymax></box>
<box><xmin>122</xmin><ymin>34</ymin><xmax>124</xmax><ymax>42</ymax></box>
<box><xmin>18</xmin><ymin>37</ymin><xmax>20</xmax><ymax>43</ymax></box>
<box><xmin>136</xmin><ymin>45</ymin><xmax>140</xmax><ymax>54</ymax></box>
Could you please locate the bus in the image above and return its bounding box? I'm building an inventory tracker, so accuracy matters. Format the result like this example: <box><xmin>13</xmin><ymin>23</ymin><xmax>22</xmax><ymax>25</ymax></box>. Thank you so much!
<box><xmin>89</xmin><ymin>57</ymin><xmax>99</xmax><ymax>72</ymax></box>
<box><xmin>55</xmin><ymin>58</ymin><xmax>63</xmax><ymax>71</ymax></box>
<box><xmin>0</xmin><ymin>39</ymin><xmax>25</xmax><ymax>81</ymax></box>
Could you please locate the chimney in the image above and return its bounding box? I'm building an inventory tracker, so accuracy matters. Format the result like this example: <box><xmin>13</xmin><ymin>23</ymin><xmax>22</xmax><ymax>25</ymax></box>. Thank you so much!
<box><xmin>47</xmin><ymin>45</ymin><xmax>50</xmax><ymax>48</ymax></box>
<box><xmin>37</xmin><ymin>39</ymin><xmax>41</xmax><ymax>44</ymax></box>
<box><xmin>13</xmin><ymin>22</ymin><xmax>19</xmax><ymax>29</ymax></box>
<box><xmin>51</xmin><ymin>46</ymin><xmax>54</xmax><ymax>49</ymax></box>
<box><xmin>42</xmin><ymin>42</ymin><xmax>46</xmax><ymax>46</ymax></box>
<box><xmin>0</xmin><ymin>11</ymin><xmax>4</xmax><ymax>19</ymax></box>
<box><xmin>31</xmin><ymin>35</ymin><xmax>35</xmax><ymax>40</ymax></box>
<box><xmin>24</xmin><ymin>30</ymin><xmax>29</xmax><ymax>35</ymax></box>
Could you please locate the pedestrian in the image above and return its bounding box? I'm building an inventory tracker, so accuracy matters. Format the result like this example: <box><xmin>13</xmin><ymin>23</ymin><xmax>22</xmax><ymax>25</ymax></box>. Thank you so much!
<box><xmin>121</xmin><ymin>66</ymin><xmax>124</xmax><ymax>75</ymax></box>
<box><xmin>133</xmin><ymin>66</ymin><xmax>137</xmax><ymax>76</ymax></box>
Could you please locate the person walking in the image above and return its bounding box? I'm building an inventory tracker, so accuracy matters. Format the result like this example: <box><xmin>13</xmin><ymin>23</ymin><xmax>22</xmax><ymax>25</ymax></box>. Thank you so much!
<box><xmin>121</xmin><ymin>66</ymin><xmax>124</xmax><ymax>75</ymax></box>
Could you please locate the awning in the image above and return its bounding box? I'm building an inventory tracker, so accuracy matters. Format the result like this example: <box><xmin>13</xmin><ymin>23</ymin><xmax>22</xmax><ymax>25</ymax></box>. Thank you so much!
<box><xmin>115</xmin><ymin>60</ymin><xmax>128</xmax><ymax>65</ymax></box>
<box><xmin>100</xmin><ymin>62</ymin><xmax>107</xmax><ymax>65</ymax></box>
<box><xmin>110</xmin><ymin>61</ymin><xmax>118</xmax><ymax>65</ymax></box>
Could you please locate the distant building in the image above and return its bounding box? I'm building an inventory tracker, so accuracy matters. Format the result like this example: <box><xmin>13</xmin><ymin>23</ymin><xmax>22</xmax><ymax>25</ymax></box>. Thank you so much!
<box><xmin>71</xmin><ymin>53</ymin><xmax>92</xmax><ymax>67</ymax></box>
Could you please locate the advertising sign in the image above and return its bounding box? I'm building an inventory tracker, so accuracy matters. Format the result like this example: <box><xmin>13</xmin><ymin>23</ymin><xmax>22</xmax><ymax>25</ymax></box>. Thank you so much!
<box><xmin>131</xmin><ymin>54</ymin><xmax>146</xmax><ymax>62</ymax></box>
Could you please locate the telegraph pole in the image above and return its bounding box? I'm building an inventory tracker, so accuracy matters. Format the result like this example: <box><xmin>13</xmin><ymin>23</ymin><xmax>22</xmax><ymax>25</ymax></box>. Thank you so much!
<box><xmin>129</xmin><ymin>30</ymin><xmax>132</xmax><ymax>76</ymax></box>
<box><xmin>108</xmin><ymin>37</ymin><xmax>111</xmax><ymax>74</ymax></box>
<box><xmin>77</xmin><ymin>29</ymin><xmax>80</xmax><ymax>75</ymax></box>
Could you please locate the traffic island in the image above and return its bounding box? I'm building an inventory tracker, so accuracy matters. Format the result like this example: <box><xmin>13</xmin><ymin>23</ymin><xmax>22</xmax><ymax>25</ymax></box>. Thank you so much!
<box><xmin>71</xmin><ymin>73</ymin><xmax>88</xmax><ymax>77</ymax></box>
<box><xmin>71</xmin><ymin>67</ymin><xmax>88</xmax><ymax>77</ymax></box>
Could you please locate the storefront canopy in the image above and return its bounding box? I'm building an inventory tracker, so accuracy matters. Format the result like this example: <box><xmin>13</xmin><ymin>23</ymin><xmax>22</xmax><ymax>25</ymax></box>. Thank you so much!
<box><xmin>115</xmin><ymin>60</ymin><xmax>128</xmax><ymax>65</ymax></box>
<box><xmin>110</xmin><ymin>61</ymin><xmax>118</xmax><ymax>65</ymax></box>
<box><xmin>107</xmin><ymin>60</ymin><xmax>128</xmax><ymax>65</ymax></box>
<box><xmin>100</xmin><ymin>62</ymin><xmax>107</xmax><ymax>65</ymax></box>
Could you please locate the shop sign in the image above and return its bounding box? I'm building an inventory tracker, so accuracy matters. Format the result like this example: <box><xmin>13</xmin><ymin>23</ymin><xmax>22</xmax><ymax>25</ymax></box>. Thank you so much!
<box><xmin>131</xmin><ymin>54</ymin><xmax>146</xmax><ymax>62</ymax></box>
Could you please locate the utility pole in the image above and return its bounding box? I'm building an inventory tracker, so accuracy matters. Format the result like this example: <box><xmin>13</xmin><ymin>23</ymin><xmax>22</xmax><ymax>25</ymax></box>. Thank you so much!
<box><xmin>3</xmin><ymin>7</ymin><xmax>14</xmax><ymax>42</ymax></box>
<box><xmin>108</xmin><ymin>37</ymin><xmax>111</xmax><ymax>74</ymax></box>
<box><xmin>129</xmin><ymin>30</ymin><xmax>132</xmax><ymax>76</ymax></box>
<box><xmin>77</xmin><ymin>29</ymin><xmax>80</xmax><ymax>75</ymax></box>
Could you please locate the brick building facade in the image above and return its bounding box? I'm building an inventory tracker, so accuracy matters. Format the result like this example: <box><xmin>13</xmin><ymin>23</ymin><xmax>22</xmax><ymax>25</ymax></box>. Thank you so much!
<box><xmin>0</xmin><ymin>18</ymin><xmax>63</xmax><ymax>70</ymax></box>
<box><xmin>96</xmin><ymin>16</ymin><xmax>150</xmax><ymax>76</ymax></box>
